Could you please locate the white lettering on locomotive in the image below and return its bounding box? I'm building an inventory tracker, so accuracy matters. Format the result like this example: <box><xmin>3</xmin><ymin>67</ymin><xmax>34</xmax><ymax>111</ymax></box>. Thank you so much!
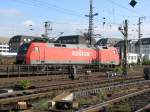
<box><xmin>72</xmin><ymin>50</ymin><xmax>90</xmax><ymax>57</ymax></box>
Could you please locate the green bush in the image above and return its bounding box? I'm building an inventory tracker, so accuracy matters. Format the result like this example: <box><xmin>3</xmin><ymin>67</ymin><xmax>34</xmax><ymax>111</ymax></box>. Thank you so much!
<box><xmin>19</xmin><ymin>80</ymin><xmax>31</xmax><ymax>90</ymax></box>
<box><xmin>142</xmin><ymin>60</ymin><xmax>150</xmax><ymax>65</ymax></box>
<box><xmin>114</xmin><ymin>67</ymin><xmax>123</xmax><ymax>73</ymax></box>
<box><xmin>0</xmin><ymin>55</ymin><xmax>2</xmax><ymax>64</ymax></box>
<box><xmin>79</xmin><ymin>98</ymin><xmax>90</xmax><ymax>105</ymax></box>
<box><xmin>108</xmin><ymin>102</ymin><xmax>131</xmax><ymax>112</ymax></box>
<box><xmin>34</xmin><ymin>99</ymin><xmax>49</xmax><ymax>111</ymax></box>
<box><xmin>97</xmin><ymin>91</ymin><xmax>107</xmax><ymax>102</ymax></box>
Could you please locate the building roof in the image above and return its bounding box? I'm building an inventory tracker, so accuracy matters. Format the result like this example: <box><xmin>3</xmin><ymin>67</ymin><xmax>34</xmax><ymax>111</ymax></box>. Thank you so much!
<box><xmin>135</xmin><ymin>37</ymin><xmax>150</xmax><ymax>46</ymax></box>
<box><xmin>96</xmin><ymin>38</ymin><xmax>122</xmax><ymax>46</ymax></box>
<box><xmin>114</xmin><ymin>39</ymin><xmax>138</xmax><ymax>47</ymax></box>
<box><xmin>10</xmin><ymin>35</ymin><xmax>41</xmax><ymax>40</ymax></box>
<box><xmin>58</xmin><ymin>35</ymin><xmax>80</xmax><ymax>39</ymax></box>
<box><xmin>56</xmin><ymin>35</ymin><xmax>96</xmax><ymax>44</ymax></box>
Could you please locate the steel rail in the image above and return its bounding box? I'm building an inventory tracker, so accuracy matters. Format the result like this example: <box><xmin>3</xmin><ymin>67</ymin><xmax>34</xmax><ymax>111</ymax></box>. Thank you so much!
<box><xmin>0</xmin><ymin>77</ymin><xmax>148</xmax><ymax>105</ymax></box>
<box><xmin>135</xmin><ymin>103</ymin><xmax>150</xmax><ymax>112</ymax></box>
<box><xmin>77</xmin><ymin>87</ymin><xmax>150</xmax><ymax>112</ymax></box>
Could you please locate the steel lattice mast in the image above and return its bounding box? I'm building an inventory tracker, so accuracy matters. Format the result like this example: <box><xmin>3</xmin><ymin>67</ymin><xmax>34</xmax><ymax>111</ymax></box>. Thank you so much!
<box><xmin>85</xmin><ymin>0</ymin><xmax>98</xmax><ymax>45</ymax></box>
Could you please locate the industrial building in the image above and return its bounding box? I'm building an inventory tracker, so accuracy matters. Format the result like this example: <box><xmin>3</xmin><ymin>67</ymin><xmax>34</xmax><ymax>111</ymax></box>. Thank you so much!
<box><xmin>0</xmin><ymin>43</ymin><xmax>9</xmax><ymax>53</ymax></box>
<box><xmin>114</xmin><ymin>37</ymin><xmax>150</xmax><ymax>62</ymax></box>
<box><xmin>96</xmin><ymin>38</ymin><xmax>122</xmax><ymax>47</ymax></box>
<box><xmin>135</xmin><ymin>38</ymin><xmax>150</xmax><ymax>61</ymax></box>
<box><xmin>0</xmin><ymin>43</ymin><xmax>16</xmax><ymax>57</ymax></box>
<box><xmin>114</xmin><ymin>39</ymin><xmax>138</xmax><ymax>54</ymax></box>
<box><xmin>56</xmin><ymin>35</ymin><xmax>96</xmax><ymax>45</ymax></box>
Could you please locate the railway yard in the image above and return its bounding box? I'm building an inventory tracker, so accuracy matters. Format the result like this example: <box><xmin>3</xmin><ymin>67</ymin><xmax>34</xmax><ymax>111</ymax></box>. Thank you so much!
<box><xmin>0</xmin><ymin>64</ymin><xmax>149</xmax><ymax>112</ymax></box>
<box><xmin>1</xmin><ymin>0</ymin><xmax>150</xmax><ymax>112</ymax></box>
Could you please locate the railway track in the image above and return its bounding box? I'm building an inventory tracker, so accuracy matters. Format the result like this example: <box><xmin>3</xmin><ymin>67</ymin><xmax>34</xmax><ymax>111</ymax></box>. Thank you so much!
<box><xmin>77</xmin><ymin>88</ymin><xmax>150</xmax><ymax>112</ymax></box>
<box><xmin>76</xmin><ymin>81</ymin><xmax>150</xmax><ymax>112</ymax></box>
<box><xmin>0</xmin><ymin>76</ymin><xmax>146</xmax><ymax>105</ymax></box>
<box><xmin>135</xmin><ymin>103</ymin><xmax>150</xmax><ymax>112</ymax></box>
<box><xmin>0</xmin><ymin>64</ymin><xmax>98</xmax><ymax>78</ymax></box>
<box><xmin>0</xmin><ymin>64</ymin><xmax>118</xmax><ymax>78</ymax></box>
<box><xmin>0</xmin><ymin>72</ymin><xmax>106</xmax><ymax>87</ymax></box>
<box><xmin>0</xmin><ymin>64</ymin><xmax>144</xmax><ymax>88</ymax></box>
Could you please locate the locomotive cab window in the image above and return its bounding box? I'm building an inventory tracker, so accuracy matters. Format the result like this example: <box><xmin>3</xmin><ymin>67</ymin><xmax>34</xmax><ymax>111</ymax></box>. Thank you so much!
<box><xmin>33</xmin><ymin>47</ymin><xmax>39</xmax><ymax>52</ymax></box>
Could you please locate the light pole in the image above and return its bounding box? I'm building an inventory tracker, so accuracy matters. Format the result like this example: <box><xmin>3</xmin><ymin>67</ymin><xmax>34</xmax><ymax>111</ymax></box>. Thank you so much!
<box><xmin>138</xmin><ymin>17</ymin><xmax>145</xmax><ymax>65</ymax></box>
<box><xmin>118</xmin><ymin>19</ymin><xmax>128</xmax><ymax>76</ymax></box>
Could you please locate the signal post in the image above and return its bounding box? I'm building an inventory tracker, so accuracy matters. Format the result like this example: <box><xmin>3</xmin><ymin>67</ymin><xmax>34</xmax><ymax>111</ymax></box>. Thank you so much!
<box><xmin>119</xmin><ymin>19</ymin><xmax>128</xmax><ymax>76</ymax></box>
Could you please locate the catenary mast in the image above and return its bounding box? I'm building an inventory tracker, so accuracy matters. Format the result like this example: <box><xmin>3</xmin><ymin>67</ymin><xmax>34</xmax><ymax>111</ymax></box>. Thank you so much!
<box><xmin>85</xmin><ymin>0</ymin><xmax>98</xmax><ymax>45</ymax></box>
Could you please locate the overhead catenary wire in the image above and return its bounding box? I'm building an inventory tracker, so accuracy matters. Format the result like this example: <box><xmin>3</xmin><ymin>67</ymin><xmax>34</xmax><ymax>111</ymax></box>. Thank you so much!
<box><xmin>8</xmin><ymin>0</ymin><xmax>150</xmax><ymax>39</ymax></box>
<box><xmin>14</xmin><ymin>0</ymin><xmax>85</xmax><ymax>18</ymax></box>
<box><xmin>14</xmin><ymin>0</ymin><xmax>146</xmax><ymax>28</ymax></box>
<box><xmin>106</xmin><ymin>0</ymin><xmax>139</xmax><ymax>15</ymax></box>
<box><xmin>14</xmin><ymin>0</ymin><xmax>124</xmax><ymax>26</ymax></box>
<box><xmin>35</xmin><ymin>0</ymin><xmax>84</xmax><ymax>17</ymax></box>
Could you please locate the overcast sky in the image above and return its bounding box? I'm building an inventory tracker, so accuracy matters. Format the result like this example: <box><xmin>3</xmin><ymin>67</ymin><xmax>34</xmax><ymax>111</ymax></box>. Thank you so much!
<box><xmin>0</xmin><ymin>0</ymin><xmax>150</xmax><ymax>39</ymax></box>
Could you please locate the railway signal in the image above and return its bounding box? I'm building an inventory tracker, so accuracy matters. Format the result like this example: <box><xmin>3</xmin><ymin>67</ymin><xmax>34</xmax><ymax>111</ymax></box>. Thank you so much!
<box><xmin>118</xmin><ymin>20</ymin><xmax>128</xmax><ymax>76</ymax></box>
<box><xmin>129</xmin><ymin>0</ymin><xmax>137</xmax><ymax>8</ymax></box>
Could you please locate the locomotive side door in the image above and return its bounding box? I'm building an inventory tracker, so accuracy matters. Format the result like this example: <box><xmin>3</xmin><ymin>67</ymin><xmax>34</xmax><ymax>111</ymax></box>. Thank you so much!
<box><xmin>33</xmin><ymin>46</ymin><xmax>45</xmax><ymax>64</ymax></box>
<box><xmin>33</xmin><ymin>46</ymin><xmax>40</xmax><ymax>64</ymax></box>
<box><xmin>38</xmin><ymin>46</ymin><xmax>45</xmax><ymax>64</ymax></box>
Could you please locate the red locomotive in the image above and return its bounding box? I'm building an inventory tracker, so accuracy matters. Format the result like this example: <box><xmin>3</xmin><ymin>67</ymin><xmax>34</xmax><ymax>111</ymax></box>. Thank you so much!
<box><xmin>16</xmin><ymin>42</ymin><xmax>120</xmax><ymax>65</ymax></box>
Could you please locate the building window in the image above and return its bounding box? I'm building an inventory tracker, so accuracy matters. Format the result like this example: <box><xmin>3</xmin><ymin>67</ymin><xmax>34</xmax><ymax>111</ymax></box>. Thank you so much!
<box><xmin>63</xmin><ymin>40</ymin><xmax>66</xmax><ymax>43</ymax></box>
<box><xmin>128</xmin><ymin>56</ymin><xmax>130</xmax><ymax>60</ymax></box>
<box><xmin>73</xmin><ymin>39</ymin><xmax>76</xmax><ymax>43</ymax></box>
<box><xmin>131</xmin><ymin>56</ymin><xmax>133</xmax><ymax>60</ymax></box>
<box><xmin>68</xmin><ymin>40</ymin><xmax>71</xmax><ymax>43</ymax></box>
<box><xmin>134</xmin><ymin>56</ymin><xmax>136</xmax><ymax>60</ymax></box>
